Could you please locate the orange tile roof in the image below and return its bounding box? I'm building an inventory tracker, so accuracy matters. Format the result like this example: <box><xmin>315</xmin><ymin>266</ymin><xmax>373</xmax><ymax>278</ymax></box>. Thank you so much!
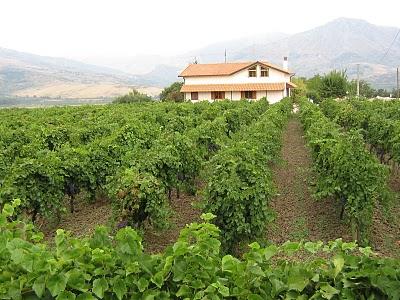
<box><xmin>179</xmin><ymin>61</ymin><xmax>292</xmax><ymax>77</ymax></box>
<box><xmin>180</xmin><ymin>83</ymin><xmax>288</xmax><ymax>92</ymax></box>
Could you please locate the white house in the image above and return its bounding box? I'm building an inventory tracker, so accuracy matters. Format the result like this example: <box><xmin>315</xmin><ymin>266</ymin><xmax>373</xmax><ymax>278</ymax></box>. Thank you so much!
<box><xmin>179</xmin><ymin>58</ymin><xmax>296</xmax><ymax>103</ymax></box>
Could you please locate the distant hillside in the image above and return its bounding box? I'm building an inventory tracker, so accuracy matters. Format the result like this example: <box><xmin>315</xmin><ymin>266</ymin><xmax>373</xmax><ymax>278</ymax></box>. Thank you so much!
<box><xmin>2</xmin><ymin>17</ymin><xmax>399</xmax><ymax>100</ymax></box>
<box><xmin>232</xmin><ymin>18</ymin><xmax>400</xmax><ymax>88</ymax></box>
<box><xmin>74</xmin><ymin>33</ymin><xmax>290</xmax><ymax>88</ymax></box>
<box><xmin>0</xmin><ymin>48</ymin><xmax>162</xmax><ymax>98</ymax></box>
<box><xmin>180</xmin><ymin>32</ymin><xmax>289</xmax><ymax>64</ymax></box>
<box><xmin>98</xmin><ymin>18</ymin><xmax>398</xmax><ymax>89</ymax></box>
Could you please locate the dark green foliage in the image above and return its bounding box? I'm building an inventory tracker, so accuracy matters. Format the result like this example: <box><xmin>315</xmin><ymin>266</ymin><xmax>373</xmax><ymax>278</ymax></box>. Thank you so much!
<box><xmin>319</xmin><ymin>70</ymin><xmax>348</xmax><ymax>99</ymax></box>
<box><xmin>0</xmin><ymin>99</ymin><xmax>269</xmax><ymax>227</ymax></box>
<box><xmin>0</xmin><ymin>152</ymin><xmax>65</xmax><ymax>222</ymax></box>
<box><xmin>348</xmin><ymin>79</ymin><xmax>376</xmax><ymax>98</ymax></box>
<box><xmin>203</xmin><ymin>99</ymin><xmax>292</xmax><ymax>251</ymax></box>
<box><xmin>305</xmin><ymin>74</ymin><xmax>323</xmax><ymax>103</ymax></box>
<box><xmin>299</xmin><ymin>98</ymin><xmax>391</xmax><ymax>244</ymax></box>
<box><xmin>113</xmin><ymin>89</ymin><xmax>152</xmax><ymax>103</ymax></box>
<box><xmin>295</xmin><ymin>71</ymin><xmax>396</xmax><ymax>103</ymax></box>
<box><xmin>106</xmin><ymin>168</ymin><xmax>169</xmax><ymax>229</ymax></box>
<box><xmin>159</xmin><ymin>82</ymin><xmax>184</xmax><ymax>102</ymax></box>
<box><xmin>320</xmin><ymin>98</ymin><xmax>400</xmax><ymax>165</ymax></box>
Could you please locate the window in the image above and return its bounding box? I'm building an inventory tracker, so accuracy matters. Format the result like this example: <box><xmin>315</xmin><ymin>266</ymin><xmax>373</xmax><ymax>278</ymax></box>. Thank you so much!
<box><xmin>241</xmin><ymin>91</ymin><xmax>256</xmax><ymax>99</ymax></box>
<box><xmin>248</xmin><ymin>66</ymin><xmax>257</xmax><ymax>77</ymax></box>
<box><xmin>211</xmin><ymin>91</ymin><xmax>225</xmax><ymax>100</ymax></box>
<box><xmin>261</xmin><ymin>66</ymin><xmax>269</xmax><ymax>77</ymax></box>
<box><xmin>191</xmin><ymin>92</ymin><xmax>198</xmax><ymax>100</ymax></box>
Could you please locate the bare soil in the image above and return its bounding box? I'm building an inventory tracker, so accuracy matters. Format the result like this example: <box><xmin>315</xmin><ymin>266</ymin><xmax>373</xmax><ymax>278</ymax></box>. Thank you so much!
<box><xmin>142</xmin><ymin>189</ymin><xmax>201</xmax><ymax>253</ymax></box>
<box><xmin>389</xmin><ymin>166</ymin><xmax>400</xmax><ymax>193</ymax></box>
<box><xmin>268</xmin><ymin>115</ymin><xmax>400</xmax><ymax>257</ymax></box>
<box><xmin>369</xmin><ymin>168</ymin><xmax>400</xmax><ymax>258</ymax></box>
<box><xmin>40</xmin><ymin>189</ymin><xmax>201</xmax><ymax>253</ymax></box>
<box><xmin>40</xmin><ymin>197</ymin><xmax>112</xmax><ymax>243</ymax></box>
<box><xmin>267</xmin><ymin>116</ymin><xmax>351</xmax><ymax>244</ymax></box>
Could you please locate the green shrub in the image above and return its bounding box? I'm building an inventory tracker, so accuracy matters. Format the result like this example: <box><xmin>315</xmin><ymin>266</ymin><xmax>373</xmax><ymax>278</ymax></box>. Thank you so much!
<box><xmin>113</xmin><ymin>89</ymin><xmax>152</xmax><ymax>103</ymax></box>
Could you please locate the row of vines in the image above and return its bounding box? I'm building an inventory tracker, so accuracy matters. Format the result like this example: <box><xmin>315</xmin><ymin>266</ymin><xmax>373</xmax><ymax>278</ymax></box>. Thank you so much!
<box><xmin>203</xmin><ymin>98</ymin><xmax>292</xmax><ymax>251</ymax></box>
<box><xmin>298</xmin><ymin>98</ymin><xmax>392</xmax><ymax>244</ymax></box>
<box><xmin>319</xmin><ymin>98</ymin><xmax>400</xmax><ymax>166</ymax></box>
<box><xmin>0</xmin><ymin>100</ymin><xmax>269</xmax><ymax>229</ymax></box>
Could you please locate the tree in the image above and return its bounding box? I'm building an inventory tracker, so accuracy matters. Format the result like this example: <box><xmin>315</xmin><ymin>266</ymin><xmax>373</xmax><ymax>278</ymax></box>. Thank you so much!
<box><xmin>305</xmin><ymin>74</ymin><xmax>323</xmax><ymax>103</ymax></box>
<box><xmin>348</xmin><ymin>79</ymin><xmax>375</xmax><ymax>98</ymax></box>
<box><xmin>375</xmin><ymin>89</ymin><xmax>391</xmax><ymax>97</ymax></box>
<box><xmin>319</xmin><ymin>70</ymin><xmax>348</xmax><ymax>99</ymax></box>
<box><xmin>113</xmin><ymin>89</ymin><xmax>152</xmax><ymax>103</ymax></box>
<box><xmin>291</xmin><ymin>77</ymin><xmax>307</xmax><ymax>100</ymax></box>
<box><xmin>390</xmin><ymin>88</ymin><xmax>398</xmax><ymax>98</ymax></box>
<box><xmin>160</xmin><ymin>82</ymin><xmax>184</xmax><ymax>102</ymax></box>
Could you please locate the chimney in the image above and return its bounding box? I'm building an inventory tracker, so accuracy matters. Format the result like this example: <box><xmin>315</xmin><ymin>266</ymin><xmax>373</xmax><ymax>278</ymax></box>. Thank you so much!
<box><xmin>283</xmin><ymin>56</ymin><xmax>288</xmax><ymax>71</ymax></box>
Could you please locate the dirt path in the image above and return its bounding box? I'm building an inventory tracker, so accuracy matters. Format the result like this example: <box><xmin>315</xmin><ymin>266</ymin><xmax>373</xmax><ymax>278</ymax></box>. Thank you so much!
<box><xmin>370</xmin><ymin>168</ymin><xmax>400</xmax><ymax>258</ymax></box>
<box><xmin>267</xmin><ymin>116</ymin><xmax>350</xmax><ymax>244</ymax></box>
<box><xmin>143</xmin><ymin>189</ymin><xmax>201</xmax><ymax>253</ymax></box>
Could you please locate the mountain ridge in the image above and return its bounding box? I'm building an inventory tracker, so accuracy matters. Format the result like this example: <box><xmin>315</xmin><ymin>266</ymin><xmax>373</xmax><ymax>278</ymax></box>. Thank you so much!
<box><xmin>0</xmin><ymin>47</ymin><xmax>163</xmax><ymax>97</ymax></box>
<box><xmin>137</xmin><ymin>18</ymin><xmax>400</xmax><ymax>89</ymax></box>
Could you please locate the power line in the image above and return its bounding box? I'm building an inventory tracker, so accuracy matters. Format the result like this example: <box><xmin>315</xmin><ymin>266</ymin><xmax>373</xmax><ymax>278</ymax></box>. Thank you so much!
<box><xmin>379</xmin><ymin>29</ymin><xmax>400</xmax><ymax>63</ymax></box>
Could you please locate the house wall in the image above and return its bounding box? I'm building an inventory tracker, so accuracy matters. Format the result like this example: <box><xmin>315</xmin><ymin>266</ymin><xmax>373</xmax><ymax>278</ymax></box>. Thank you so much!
<box><xmin>186</xmin><ymin>90</ymin><xmax>285</xmax><ymax>103</ymax></box>
<box><xmin>186</xmin><ymin>92</ymin><xmax>211</xmax><ymax>102</ymax></box>
<box><xmin>257</xmin><ymin>91</ymin><xmax>268</xmax><ymax>100</ymax></box>
<box><xmin>266</xmin><ymin>90</ymin><xmax>285</xmax><ymax>104</ymax></box>
<box><xmin>184</xmin><ymin>65</ymin><xmax>290</xmax><ymax>85</ymax></box>
<box><xmin>231</xmin><ymin>91</ymin><xmax>241</xmax><ymax>100</ymax></box>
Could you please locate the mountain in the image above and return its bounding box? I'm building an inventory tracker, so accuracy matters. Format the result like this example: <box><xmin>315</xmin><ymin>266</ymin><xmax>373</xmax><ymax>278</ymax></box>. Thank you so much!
<box><xmin>78</xmin><ymin>33</ymin><xmax>289</xmax><ymax>75</ymax></box>
<box><xmin>1</xmin><ymin>18</ymin><xmax>399</xmax><ymax>100</ymax></box>
<box><xmin>80</xmin><ymin>18</ymin><xmax>399</xmax><ymax>89</ymax></box>
<box><xmin>180</xmin><ymin>32</ymin><xmax>289</xmax><ymax>64</ymax></box>
<box><xmin>231</xmin><ymin>18</ymin><xmax>400</xmax><ymax>88</ymax></box>
<box><xmin>117</xmin><ymin>18</ymin><xmax>400</xmax><ymax>89</ymax></box>
<box><xmin>137</xmin><ymin>64</ymin><xmax>182</xmax><ymax>87</ymax></box>
<box><xmin>71</xmin><ymin>33</ymin><xmax>290</xmax><ymax>88</ymax></box>
<box><xmin>0</xmin><ymin>48</ymin><xmax>162</xmax><ymax>98</ymax></box>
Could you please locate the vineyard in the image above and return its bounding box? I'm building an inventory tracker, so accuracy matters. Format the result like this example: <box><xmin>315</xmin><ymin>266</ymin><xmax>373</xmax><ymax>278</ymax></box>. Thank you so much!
<box><xmin>319</xmin><ymin>99</ymin><xmax>400</xmax><ymax>167</ymax></box>
<box><xmin>299</xmin><ymin>99</ymin><xmax>392</xmax><ymax>244</ymax></box>
<box><xmin>0</xmin><ymin>100</ymin><xmax>271</xmax><ymax>227</ymax></box>
<box><xmin>1</xmin><ymin>98</ymin><xmax>400</xmax><ymax>299</ymax></box>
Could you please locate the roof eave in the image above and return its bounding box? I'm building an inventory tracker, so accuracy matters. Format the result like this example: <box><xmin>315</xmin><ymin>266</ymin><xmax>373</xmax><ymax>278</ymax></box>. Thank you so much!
<box><xmin>179</xmin><ymin>61</ymin><xmax>292</xmax><ymax>77</ymax></box>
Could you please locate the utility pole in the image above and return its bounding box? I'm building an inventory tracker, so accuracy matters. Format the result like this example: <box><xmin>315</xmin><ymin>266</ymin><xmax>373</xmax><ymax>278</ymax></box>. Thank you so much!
<box><xmin>224</xmin><ymin>49</ymin><xmax>227</xmax><ymax>63</ymax></box>
<box><xmin>357</xmin><ymin>63</ymin><xmax>360</xmax><ymax>98</ymax></box>
<box><xmin>397</xmin><ymin>66</ymin><xmax>399</xmax><ymax>99</ymax></box>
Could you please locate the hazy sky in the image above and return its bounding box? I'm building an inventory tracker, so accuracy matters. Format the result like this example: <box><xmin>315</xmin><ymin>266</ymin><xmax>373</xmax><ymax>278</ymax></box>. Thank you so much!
<box><xmin>1</xmin><ymin>0</ymin><xmax>399</xmax><ymax>59</ymax></box>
